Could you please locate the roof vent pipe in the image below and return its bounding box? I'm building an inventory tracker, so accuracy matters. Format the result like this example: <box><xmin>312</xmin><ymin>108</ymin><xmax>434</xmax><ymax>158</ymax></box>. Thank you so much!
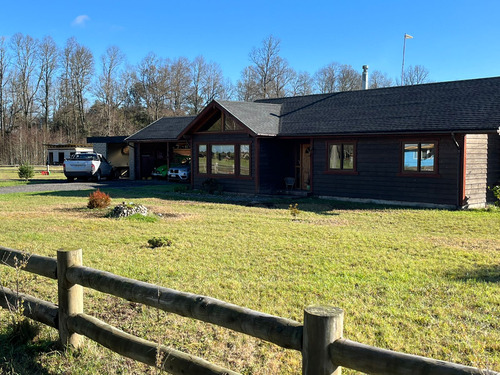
<box><xmin>361</xmin><ymin>65</ymin><xmax>369</xmax><ymax>90</ymax></box>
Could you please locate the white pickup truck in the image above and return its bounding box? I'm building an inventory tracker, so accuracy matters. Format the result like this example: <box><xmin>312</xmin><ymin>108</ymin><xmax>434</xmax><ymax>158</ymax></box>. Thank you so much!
<box><xmin>63</xmin><ymin>152</ymin><xmax>116</xmax><ymax>181</ymax></box>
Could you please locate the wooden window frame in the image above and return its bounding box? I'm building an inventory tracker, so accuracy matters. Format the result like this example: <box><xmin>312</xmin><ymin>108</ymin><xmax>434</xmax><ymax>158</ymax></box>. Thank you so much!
<box><xmin>325</xmin><ymin>141</ymin><xmax>358</xmax><ymax>175</ymax></box>
<box><xmin>400</xmin><ymin>140</ymin><xmax>439</xmax><ymax>177</ymax></box>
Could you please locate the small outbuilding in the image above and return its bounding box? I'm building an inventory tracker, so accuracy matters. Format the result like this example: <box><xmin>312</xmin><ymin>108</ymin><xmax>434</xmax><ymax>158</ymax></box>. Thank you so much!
<box><xmin>45</xmin><ymin>144</ymin><xmax>93</xmax><ymax>165</ymax></box>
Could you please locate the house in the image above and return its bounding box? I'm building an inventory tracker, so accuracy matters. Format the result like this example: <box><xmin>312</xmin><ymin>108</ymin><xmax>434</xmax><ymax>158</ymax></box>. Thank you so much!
<box><xmin>127</xmin><ymin>77</ymin><xmax>500</xmax><ymax>208</ymax></box>
<box><xmin>45</xmin><ymin>144</ymin><xmax>93</xmax><ymax>165</ymax></box>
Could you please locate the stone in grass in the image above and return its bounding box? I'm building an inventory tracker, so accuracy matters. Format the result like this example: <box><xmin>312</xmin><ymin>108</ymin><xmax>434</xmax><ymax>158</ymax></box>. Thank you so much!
<box><xmin>109</xmin><ymin>202</ymin><xmax>148</xmax><ymax>218</ymax></box>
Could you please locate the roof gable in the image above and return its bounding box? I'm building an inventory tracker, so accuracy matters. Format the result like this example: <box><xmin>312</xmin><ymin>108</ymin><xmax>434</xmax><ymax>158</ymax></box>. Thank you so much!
<box><xmin>180</xmin><ymin>100</ymin><xmax>282</xmax><ymax>137</ymax></box>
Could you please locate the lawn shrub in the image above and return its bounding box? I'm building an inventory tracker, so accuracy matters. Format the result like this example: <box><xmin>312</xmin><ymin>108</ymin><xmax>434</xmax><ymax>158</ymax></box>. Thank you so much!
<box><xmin>201</xmin><ymin>178</ymin><xmax>222</xmax><ymax>194</ymax></box>
<box><xmin>17</xmin><ymin>163</ymin><xmax>34</xmax><ymax>181</ymax></box>
<box><xmin>87</xmin><ymin>189</ymin><xmax>111</xmax><ymax>209</ymax></box>
<box><xmin>148</xmin><ymin>236</ymin><xmax>172</xmax><ymax>248</ymax></box>
<box><xmin>489</xmin><ymin>185</ymin><xmax>500</xmax><ymax>206</ymax></box>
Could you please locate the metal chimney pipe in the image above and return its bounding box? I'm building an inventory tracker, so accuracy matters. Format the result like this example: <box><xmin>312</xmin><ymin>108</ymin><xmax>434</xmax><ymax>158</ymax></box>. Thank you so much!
<box><xmin>361</xmin><ymin>65</ymin><xmax>369</xmax><ymax>90</ymax></box>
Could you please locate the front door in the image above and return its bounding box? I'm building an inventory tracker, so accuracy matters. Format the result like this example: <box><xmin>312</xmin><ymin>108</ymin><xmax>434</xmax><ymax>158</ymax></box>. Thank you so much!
<box><xmin>300</xmin><ymin>144</ymin><xmax>311</xmax><ymax>190</ymax></box>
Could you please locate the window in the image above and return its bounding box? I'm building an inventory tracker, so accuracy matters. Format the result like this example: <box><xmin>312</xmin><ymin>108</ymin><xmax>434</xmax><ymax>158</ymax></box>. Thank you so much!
<box><xmin>211</xmin><ymin>145</ymin><xmax>235</xmax><ymax>175</ymax></box>
<box><xmin>197</xmin><ymin>143</ymin><xmax>250</xmax><ymax>177</ymax></box>
<box><xmin>198</xmin><ymin>112</ymin><xmax>244</xmax><ymax>132</ymax></box>
<box><xmin>240</xmin><ymin>145</ymin><xmax>250</xmax><ymax>176</ymax></box>
<box><xmin>198</xmin><ymin>144</ymin><xmax>207</xmax><ymax>173</ymax></box>
<box><xmin>328</xmin><ymin>143</ymin><xmax>355</xmax><ymax>171</ymax></box>
<box><xmin>403</xmin><ymin>142</ymin><xmax>436</xmax><ymax>173</ymax></box>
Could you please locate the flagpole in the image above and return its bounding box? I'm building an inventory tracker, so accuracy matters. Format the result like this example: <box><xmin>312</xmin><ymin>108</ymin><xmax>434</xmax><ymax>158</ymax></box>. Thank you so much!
<box><xmin>401</xmin><ymin>33</ymin><xmax>407</xmax><ymax>85</ymax></box>
<box><xmin>401</xmin><ymin>33</ymin><xmax>413</xmax><ymax>85</ymax></box>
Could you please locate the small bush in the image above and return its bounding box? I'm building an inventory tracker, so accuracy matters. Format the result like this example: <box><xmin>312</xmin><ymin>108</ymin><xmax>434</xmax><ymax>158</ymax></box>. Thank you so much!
<box><xmin>489</xmin><ymin>185</ymin><xmax>500</xmax><ymax>207</ymax></box>
<box><xmin>202</xmin><ymin>178</ymin><xmax>222</xmax><ymax>194</ymax></box>
<box><xmin>6</xmin><ymin>318</ymin><xmax>40</xmax><ymax>345</ymax></box>
<box><xmin>148</xmin><ymin>236</ymin><xmax>172</xmax><ymax>248</ymax></box>
<box><xmin>18</xmin><ymin>163</ymin><xmax>35</xmax><ymax>181</ymax></box>
<box><xmin>173</xmin><ymin>184</ymin><xmax>190</xmax><ymax>193</ymax></box>
<box><xmin>87</xmin><ymin>189</ymin><xmax>111</xmax><ymax>209</ymax></box>
<box><xmin>289</xmin><ymin>203</ymin><xmax>300</xmax><ymax>219</ymax></box>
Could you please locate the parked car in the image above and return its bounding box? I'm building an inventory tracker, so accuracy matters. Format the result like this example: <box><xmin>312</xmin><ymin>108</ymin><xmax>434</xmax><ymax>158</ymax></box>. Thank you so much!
<box><xmin>151</xmin><ymin>164</ymin><xmax>169</xmax><ymax>179</ymax></box>
<box><xmin>63</xmin><ymin>152</ymin><xmax>116</xmax><ymax>181</ymax></box>
<box><xmin>168</xmin><ymin>164</ymin><xmax>191</xmax><ymax>181</ymax></box>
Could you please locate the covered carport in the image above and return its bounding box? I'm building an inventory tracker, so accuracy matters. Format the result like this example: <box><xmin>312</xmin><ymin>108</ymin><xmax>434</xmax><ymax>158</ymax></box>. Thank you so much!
<box><xmin>125</xmin><ymin>116</ymin><xmax>195</xmax><ymax>180</ymax></box>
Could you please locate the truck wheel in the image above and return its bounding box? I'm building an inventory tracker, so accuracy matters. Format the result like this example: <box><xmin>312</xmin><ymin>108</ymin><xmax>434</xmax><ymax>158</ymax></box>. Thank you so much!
<box><xmin>66</xmin><ymin>177</ymin><xmax>75</xmax><ymax>182</ymax></box>
<box><xmin>95</xmin><ymin>171</ymin><xmax>102</xmax><ymax>182</ymax></box>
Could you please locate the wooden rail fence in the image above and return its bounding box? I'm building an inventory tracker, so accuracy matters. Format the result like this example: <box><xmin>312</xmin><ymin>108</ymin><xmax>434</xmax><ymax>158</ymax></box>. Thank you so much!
<box><xmin>0</xmin><ymin>246</ymin><xmax>497</xmax><ymax>375</ymax></box>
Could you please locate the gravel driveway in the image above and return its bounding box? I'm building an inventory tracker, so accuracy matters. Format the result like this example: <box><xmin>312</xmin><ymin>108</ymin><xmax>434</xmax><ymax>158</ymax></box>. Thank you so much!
<box><xmin>0</xmin><ymin>179</ymin><xmax>167</xmax><ymax>194</ymax></box>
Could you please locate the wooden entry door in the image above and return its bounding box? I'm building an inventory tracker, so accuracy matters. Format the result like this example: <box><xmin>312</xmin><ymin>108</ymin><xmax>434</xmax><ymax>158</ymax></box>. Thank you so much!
<box><xmin>300</xmin><ymin>144</ymin><xmax>311</xmax><ymax>190</ymax></box>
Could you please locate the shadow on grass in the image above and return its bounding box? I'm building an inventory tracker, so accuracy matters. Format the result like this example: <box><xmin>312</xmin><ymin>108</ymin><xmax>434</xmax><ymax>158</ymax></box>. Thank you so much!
<box><xmin>450</xmin><ymin>265</ymin><xmax>500</xmax><ymax>283</ymax></box>
<box><xmin>25</xmin><ymin>180</ymin><xmax>441</xmax><ymax>215</ymax></box>
<box><xmin>0</xmin><ymin>333</ymin><xmax>58</xmax><ymax>375</ymax></box>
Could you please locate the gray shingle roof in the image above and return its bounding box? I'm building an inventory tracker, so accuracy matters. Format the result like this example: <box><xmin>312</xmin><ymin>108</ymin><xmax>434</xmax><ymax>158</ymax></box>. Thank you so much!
<box><xmin>256</xmin><ymin>76</ymin><xmax>500</xmax><ymax>135</ymax></box>
<box><xmin>126</xmin><ymin>116</ymin><xmax>196</xmax><ymax>141</ymax></box>
<box><xmin>216</xmin><ymin>100</ymin><xmax>282</xmax><ymax>136</ymax></box>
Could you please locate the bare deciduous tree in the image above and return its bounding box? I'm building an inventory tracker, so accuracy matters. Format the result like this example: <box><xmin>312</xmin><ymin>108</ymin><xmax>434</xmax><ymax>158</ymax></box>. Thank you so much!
<box><xmin>39</xmin><ymin>36</ymin><xmax>58</xmax><ymax>132</ymax></box>
<box><xmin>291</xmin><ymin>71</ymin><xmax>313</xmax><ymax>96</ymax></box>
<box><xmin>63</xmin><ymin>37</ymin><xmax>94</xmax><ymax>137</ymax></box>
<box><xmin>135</xmin><ymin>52</ymin><xmax>171</xmax><ymax>121</ymax></box>
<box><xmin>237</xmin><ymin>66</ymin><xmax>260</xmax><ymax>101</ymax></box>
<box><xmin>94</xmin><ymin>45</ymin><xmax>124</xmax><ymax>135</ymax></box>
<box><xmin>0</xmin><ymin>36</ymin><xmax>10</xmax><ymax>139</ymax></box>
<box><xmin>314</xmin><ymin>62</ymin><xmax>339</xmax><ymax>93</ymax></box>
<box><xmin>169</xmin><ymin>56</ymin><xmax>191</xmax><ymax>115</ymax></box>
<box><xmin>369</xmin><ymin>70</ymin><xmax>394</xmax><ymax>89</ymax></box>
<box><xmin>403</xmin><ymin>65</ymin><xmax>431</xmax><ymax>85</ymax></box>
<box><xmin>336</xmin><ymin>64</ymin><xmax>361</xmax><ymax>92</ymax></box>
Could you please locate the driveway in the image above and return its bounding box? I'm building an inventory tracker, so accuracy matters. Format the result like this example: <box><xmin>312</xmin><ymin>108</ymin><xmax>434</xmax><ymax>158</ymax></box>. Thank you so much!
<box><xmin>0</xmin><ymin>179</ymin><xmax>168</xmax><ymax>195</ymax></box>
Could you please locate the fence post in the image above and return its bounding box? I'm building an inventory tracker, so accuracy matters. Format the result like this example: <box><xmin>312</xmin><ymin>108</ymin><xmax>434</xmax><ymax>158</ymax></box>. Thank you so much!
<box><xmin>57</xmin><ymin>249</ymin><xmax>83</xmax><ymax>348</ymax></box>
<box><xmin>302</xmin><ymin>306</ymin><xmax>344</xmax><ymax>375</ymax></box>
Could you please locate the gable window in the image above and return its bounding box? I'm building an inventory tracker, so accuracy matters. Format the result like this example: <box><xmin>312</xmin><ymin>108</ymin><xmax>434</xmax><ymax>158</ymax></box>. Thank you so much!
<box><xmin>328</xmin><ymin>143</ymin><xmax>355</xmax><ymax>171</ymax></box>
<box><xmin>198</xmin><ymin>112</ymin><xmax>244</xmax><ymax>133</ymax></box>
<box><xmin>403</xmin><ymin>142</ymin><xmax>436</xmax><ymax>173</ymax></box>
<box><xmin>197</xmin><ymin>143</ymin><xmax>251</xmax><ymax>177</ymax></box>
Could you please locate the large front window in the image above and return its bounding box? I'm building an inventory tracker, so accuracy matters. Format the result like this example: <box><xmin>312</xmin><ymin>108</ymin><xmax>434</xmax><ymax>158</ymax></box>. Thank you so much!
<box><xmin>403</xmin><ymin>142</ymin><xmax>436</xmax><ymax>173</ymax></box>
<box><xmin>197</xmin><ymin>143</ymin><xmax>250</xmax><ymax>177</ymax></box>
<box><xmin>328</xmin><ymin>143</ymin><xmax>355</xmax><ymax>170</ymax></box>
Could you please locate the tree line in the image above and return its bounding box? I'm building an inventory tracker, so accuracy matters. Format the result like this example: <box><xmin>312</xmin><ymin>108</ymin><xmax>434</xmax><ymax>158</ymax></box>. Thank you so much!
<box><xmin>0</xmin><ymin>33</ymin><xmax>430</xmax><ymax>165</ymax></box>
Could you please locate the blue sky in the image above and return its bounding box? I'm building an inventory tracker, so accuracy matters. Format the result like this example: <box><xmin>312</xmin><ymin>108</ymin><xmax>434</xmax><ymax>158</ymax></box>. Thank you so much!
<box><xmin>2</xmin><ymin>0</ymin><xmax>500</xmax><ymax>85</ymax></box>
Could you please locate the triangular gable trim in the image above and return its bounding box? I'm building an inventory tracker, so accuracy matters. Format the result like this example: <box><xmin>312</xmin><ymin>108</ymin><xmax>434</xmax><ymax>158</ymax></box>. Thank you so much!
<box><xmin>179</xmin><ymin>100</ymin><xmax>258</xmax><ymax>138</ymax></box>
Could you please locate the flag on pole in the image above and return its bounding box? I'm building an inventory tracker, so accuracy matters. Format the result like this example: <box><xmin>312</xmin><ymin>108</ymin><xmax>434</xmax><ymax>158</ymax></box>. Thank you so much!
<box><xmin>405</xmin><ymin>34</ymin><xmax>414</xmax><ymax>39</ymax></box>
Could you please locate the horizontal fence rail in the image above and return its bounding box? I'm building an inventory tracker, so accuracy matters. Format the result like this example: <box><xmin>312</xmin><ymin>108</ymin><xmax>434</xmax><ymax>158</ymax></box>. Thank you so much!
<box><xmin>65</xmin><ymin>264</ymin><xmax>303</xmax><ymax>351</ymax></box>
<box><xmin>0</xmin><ymin>286</ymin><xmax>58</xmax><ymax>329</ymax></box>
<box><xmin>0</xmin><ymin>246</ymin><xmax>57</xmax><ymax>279</ymax></box>
<box><xmin>1</xmin><ymin>247</ymin><xmax>498</xmax><ymax>375</ymax></box>
<box><xmin>330</xmin><ymin>338</ymin><xmax>498</xmax><ymax>375</ymax></box>
<box><xmin>68</xmin><ymin>313</ymin><xmax>239</xmax><ymax>375</ymax></box>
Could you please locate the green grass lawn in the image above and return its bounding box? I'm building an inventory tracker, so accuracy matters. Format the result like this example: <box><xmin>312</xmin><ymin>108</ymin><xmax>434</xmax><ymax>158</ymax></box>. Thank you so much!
<box><xmin>0</xmin><ymin>184</ymin><xmax>499</xmax><ymax>374</ymax></box>
<box><xmin>0</xmin><ymin>165</ymin><xmax>65</xmax><ymax>187</ymax></box>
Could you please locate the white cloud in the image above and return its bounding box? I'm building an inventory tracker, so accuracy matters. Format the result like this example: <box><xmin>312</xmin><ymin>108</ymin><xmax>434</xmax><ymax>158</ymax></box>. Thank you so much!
<box><xmin>71</xmin><ymin>15</ymin><xmax>90</xmax><ymax>27</ymax></box>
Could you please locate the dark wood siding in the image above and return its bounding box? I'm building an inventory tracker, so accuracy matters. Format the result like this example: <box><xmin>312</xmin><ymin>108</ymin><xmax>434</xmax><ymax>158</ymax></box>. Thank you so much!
<box><xmin>192</xmin><ymin>133</ymin><xmax>255</xmax><ymax>194</ymax></box>
<box><xmin>312</xmin><ymin>135</ymin><xmax>461</xmax><ymax>206</ymax></box>
<box><xmin>258</xmin><ymin>138</ymin><xmax>296</xmax><ymax>194</ymax></box>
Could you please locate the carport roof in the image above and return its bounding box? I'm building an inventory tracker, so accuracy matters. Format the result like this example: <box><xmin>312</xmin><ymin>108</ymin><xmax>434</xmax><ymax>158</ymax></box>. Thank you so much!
<box><xmin>126</xmin><ymin>116</ymin><xmax>196</xmax><ymax>142</ymax></box>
